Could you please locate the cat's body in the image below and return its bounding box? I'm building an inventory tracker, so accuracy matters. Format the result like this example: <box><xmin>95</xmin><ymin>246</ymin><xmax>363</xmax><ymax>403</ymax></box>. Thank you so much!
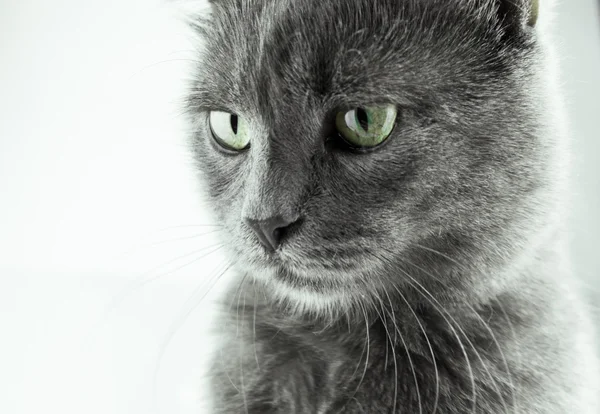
<box><xmin>185</xmin><ymin>0</ymin><xmax>600</xmax><ymax>412</ymax></box>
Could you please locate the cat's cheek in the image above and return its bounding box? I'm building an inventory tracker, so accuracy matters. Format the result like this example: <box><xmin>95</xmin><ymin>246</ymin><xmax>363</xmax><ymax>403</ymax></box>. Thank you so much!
<box><xmin>196</xmin><ymin>137</ymin><xmax>249</xmax><ymax>196</ymax></box>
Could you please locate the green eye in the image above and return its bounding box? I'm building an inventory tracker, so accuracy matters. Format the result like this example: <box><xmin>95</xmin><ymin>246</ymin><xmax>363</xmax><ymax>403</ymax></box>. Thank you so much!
<box><xmin>335</xmin><ymin>105</ymin><xmax>397</xmax><ymax>149</ymax></box>
<box><xmin>209</xmin><ymin>111</ymin><xmax>250</xmax><ymax>151</ymax></box>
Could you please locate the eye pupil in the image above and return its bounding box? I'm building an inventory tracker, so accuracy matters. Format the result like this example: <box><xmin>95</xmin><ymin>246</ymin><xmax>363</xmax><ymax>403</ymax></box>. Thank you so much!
<box><xmin>208</xmin><ymin>111</ymin><xmax>250</xmax><ymax>152</ymax></box>
<box><xmin>230</xmin><ymin>114</ymin><xmax>239</xmax><ymax>134</ymax></box>
<box><xmin>334</xmin><ymin>104</ymin><xmax>397</xmax><ymax>151</ymax></box>
<box><xmin>355</xmin><ymin>108</ymin><xmax>369</xmax><ymax>132</ymax></box>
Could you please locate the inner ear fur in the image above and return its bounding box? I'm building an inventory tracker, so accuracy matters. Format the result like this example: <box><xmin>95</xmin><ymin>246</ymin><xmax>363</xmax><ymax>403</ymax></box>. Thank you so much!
<box><xmin>497</xmin><ymin>0</ymin><xmax>539</xmax><ymax>30</ymax></box>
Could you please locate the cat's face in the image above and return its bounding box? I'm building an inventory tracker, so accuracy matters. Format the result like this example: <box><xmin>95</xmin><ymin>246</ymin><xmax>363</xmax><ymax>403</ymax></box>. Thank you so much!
<box><xmin>188</xmin><ymin>0</ymin><xmax>547</xmax><ymax>313</ymax></box>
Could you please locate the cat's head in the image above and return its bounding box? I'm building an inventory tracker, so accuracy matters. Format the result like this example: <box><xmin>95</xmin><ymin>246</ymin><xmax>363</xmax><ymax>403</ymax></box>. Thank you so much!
<box><xmin>187</xmin><ymin>0</ymin><xmax>552</xmax><ymax>316</ymax></box>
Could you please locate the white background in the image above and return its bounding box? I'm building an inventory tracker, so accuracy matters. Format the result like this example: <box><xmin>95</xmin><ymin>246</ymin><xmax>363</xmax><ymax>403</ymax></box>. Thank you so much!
<box><xmin>1</xmin><ymin>1</ymin><xmax>599</xmax><ymax>413</ymax></box>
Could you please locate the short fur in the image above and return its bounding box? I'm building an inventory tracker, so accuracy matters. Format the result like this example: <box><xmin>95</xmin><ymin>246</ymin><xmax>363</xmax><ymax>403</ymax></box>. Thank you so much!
<box><xmin>185</xmin><ymin>0</ymin><xmax>600</xmax><ymax>412</ymax></box>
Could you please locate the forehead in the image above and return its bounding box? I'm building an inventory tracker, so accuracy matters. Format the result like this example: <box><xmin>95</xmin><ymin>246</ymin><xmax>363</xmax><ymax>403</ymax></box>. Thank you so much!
<box><xmin>194</xmin><ymin>0</ymin><xmax>517</xmax><ymax>115</ymax></box>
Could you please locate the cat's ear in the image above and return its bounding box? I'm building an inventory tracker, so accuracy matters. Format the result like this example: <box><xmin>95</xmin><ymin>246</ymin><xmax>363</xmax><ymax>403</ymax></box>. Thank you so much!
<box><xmin>496</xmin><ymin>0</ymin><xmax>540</xmax><ymax>30</ymax></box>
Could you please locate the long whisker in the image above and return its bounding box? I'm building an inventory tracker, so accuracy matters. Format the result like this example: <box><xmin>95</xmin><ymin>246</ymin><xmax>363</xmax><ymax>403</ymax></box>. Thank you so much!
<box><xmin>217</xmin><ymin>274</ymin><xmax>252</xmax><ymax>397</ymax></box>
<box><xmin>347</xmin><ymin>323</ymin><xmax>369</xmax><ymax>381</ymax></box>
<box><xmin>411</xmin><ymin>242</ymin><xmax>470</xmax><ymax>272</ymax></box>
<box><xmin>392</xmin><ymin>283</ymin><xmax>440</xmax><ymax>414</ymax></box>
<box><xmin>234</xmin><ymin>274</ymin><xmax>250</xmax><ymax>414</ymax></box>
<box><xmin>467</xmin><ymin>303</ymin><xmax>517</xmax><ymax>413</ymax></box>
<box><xmin>219</xmin><ymin>343</ymin><xmax>241</xmax><ymax>394</ymax></box>
<box><xmin>151</xmin><ymin>224</ymin><xmax>222</xmax><ymax>232</ymax></box>
<box><xmin>128</xmin><ymin>58</ymin><xmax>201</xmax><ymax>80</ymax></box>
<box><xmin>372</xmin><ymin>289</ymin><xmax>390</xmax><ymax>367</ymax></box>
<box><xmin>216</xmin><ymin>273</ymin><xmax>250</xmax><ymax>397</ymax></box>
<box><xmin>402</xmin><ymin>258</ymin><xmax>510</xmax><ymax>414</ymax></box>
<box><xmin>383</xmin><ymin>287</ymin><xmax>422</xmax><ymax>414</ymax></box>
<box><xmin>215</xmin><ymin>273</ymin><xmax>251</xmax><ymax>404</ymax></box>
<box><xmin>117</xmin><ymin>227</ymin><xmax>222</xmax><ymax>259</ymax></box>
<box><xmin>101</xmin><ymin>244</ymin><xmax>224</xmax><ymax>319</ymax></box>
<box><xmin>152</xmin><ymin>260</ymin><xmax>231</xmax><ymax>411</ymax></box>
<box><xmin>338</xmin><ymin>300</ymin><xmax>371</xmax><ymax>413</ymax></box>
<box><xmin>251</xmin><ymin>277</ymin><xmax>260</xmax><ymax>370</ymax></box>
<box><xmin>408</xmin><ymin>242</ymin><xmax>510</xmax><ymax>413</ymax></box>
<box><xmin>371</xmin><ymin>291</ymin><xmax>399</xmax><ymax>414</ymax></box>
<box><xmin>395</xmin><ymin>267</ymin><xmax>478</xmax><ymax>414</ymax></box>
<box><xmin>496</xmin><ymin>302</ymin><xmax>522</xmax><ymax>414</ymax></box>
<box><xmin>241</xmin><ymin>297</ymin><xmax>250</xmax><ymax>414</ymax></box>
<box><xmin>234</xmin><ymin>274</ymin><xmax>249</xmax><ymax>339</ymax></box>
<box><xmin>130</xmin><ymin>229</ymin><xmax>222</xmax><ymax>250</ymax></box>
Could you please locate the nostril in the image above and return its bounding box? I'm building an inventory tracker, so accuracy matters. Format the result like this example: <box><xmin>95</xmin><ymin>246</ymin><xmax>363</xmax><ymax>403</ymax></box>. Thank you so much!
<box><xmin>272</xmin><ymin>227</ymin><xmax>283</xmax><ymax>244</ymax></box>
<box><xmin>245</xmin><ymin>215</ymin><xmax>301</xmax><ymax>252</ymax></box>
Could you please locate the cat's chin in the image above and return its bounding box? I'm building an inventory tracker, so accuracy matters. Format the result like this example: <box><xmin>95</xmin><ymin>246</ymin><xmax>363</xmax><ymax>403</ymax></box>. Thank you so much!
<box><xmin>238</xmin><ymin>251</ymin><xmax>384</xmax><ymax>314</ymax></box>
<box><xmin>269</xmin><ymin>274</ymin><xmax>351</xmax><ymax>314</ymax></box>
<box><xmin>250</xmin><ymin>265</ymin><xmax>367</xmax><ymax>315</ymax></box>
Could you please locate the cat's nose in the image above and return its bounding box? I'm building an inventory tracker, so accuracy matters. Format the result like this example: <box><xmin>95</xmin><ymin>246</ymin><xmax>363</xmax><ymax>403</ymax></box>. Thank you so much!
<box><xmin>245</xmin><ymin>215</ymin><xmax>299</xmax><ymax>252</ymax></box>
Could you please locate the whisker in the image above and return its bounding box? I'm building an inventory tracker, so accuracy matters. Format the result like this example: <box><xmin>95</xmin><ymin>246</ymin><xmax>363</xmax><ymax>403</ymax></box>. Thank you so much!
<box><xmin>498</xmin><ymin>302</ymin><xmax>523</xmax><ymax>414</ymax></box>
<box><xmin>467</xmin><ymin>303</ymin><xmax>517</xmax><ymax>414</ymax></box>
<box><xmin>128</xmin><ymin>58</ymin><xmax>201</xmax><ymax>80</ymax></box>
<box><xmin>411</xmin><ymin>242</ymin><xmax>470</xmax><ymax>272</ymax></box>
<box><xmin>371</xmin><ymin>293</ymin><xmax>399</xmax><ymax>414</ymax></box>
<box><xmin>152</xmin><ymin>260</ymin><xmax>232</xmax><ymax>410</ymax></box>
<box><xmin>392</xmin><ymin>283</ymin><xmax>440</xmax><ymax>414</ymax></box>
<box><xmin>234</xmin><ymin>274</ymin><xmax>251</xmax><ymax>414</ymax></box>
<box><xmin>393</xmin><ymin>265</ymin><xmax>478</xmax><ymax>414</ymax></box>
<box><xmin>371</xmin><ymin>289</ymin><xmax>390</xmax><ymax>367</ymax></box>
<box><xmin>101</xmin><ymin>244</ymin><xmax>224</xmax><ymax>319</ymax></box>
<box><xmin>234</xmin><ymin>274</ymin><xmax>249</xmax><ymax>339</ymax></box>
<box><xmin>251</xmin><ymin>277</ymin><xmax>260</xmax><ymax>370</ymax></box>
<box><xmin>402</xmin><ymin>258</ymin><xmax>510</xmax><ymax>414</ymax></box>
<box><xmin>218</xmin><ymin>340</ymin><xmax>241</xmax><ymax>394</ymax></box>
<box><xmin>384</xmin><ymin>288</ymin><xmax>422</xmax><ymax>414</ymax></box>
<box><xmin>216</xmin><ymin>273</ymin><xmax>251</xmax><ymax>397</ymax></box>
<box><xmin>117</xmin><ymin>227</ymin><xmax>222</xmax><ymax>259</ymax></box>
<box><xmin>347</xmin><ymin>322</ymin><xmax>369</xmax><ymax>382</ymax></box>
<box><xmin>151</xmin><ymin>224</ymin><xmax>222</xmax><ymax>232</ymax></box>
<box><xmin>408</xmin><ymin>242</ymin><xmax>516</xmax><ymax>411</ymax></box>
<box><xmin>132</xmin><ymin>229</ymin><xmax>222</xmax><ymax>249</ymax></box>
<box><xmin>339</xmin><ymin>300</ymin><xmax>371</xmax><ymax>413</ymax></box>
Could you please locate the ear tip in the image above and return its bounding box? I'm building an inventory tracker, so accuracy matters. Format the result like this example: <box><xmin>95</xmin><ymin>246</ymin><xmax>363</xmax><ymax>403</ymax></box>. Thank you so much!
<box><xmin>527</xmin><ymin>0</ymin><xmax>540</xmax><ymax>27</ymax></box>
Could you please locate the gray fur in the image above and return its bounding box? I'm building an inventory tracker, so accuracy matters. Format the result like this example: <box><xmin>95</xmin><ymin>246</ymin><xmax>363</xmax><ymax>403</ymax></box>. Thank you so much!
<box><xmin>185</xmin><ymin>0</ymin><xmax>600</xmax><ymax>412</ymax></box>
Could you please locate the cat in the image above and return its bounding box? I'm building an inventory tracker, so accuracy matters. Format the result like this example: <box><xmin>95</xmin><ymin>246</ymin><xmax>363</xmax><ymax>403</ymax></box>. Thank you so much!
<box><xmin>184</xmin><ymin>0</ymin><xmax>600</xmax><ymax>412</ymax></box>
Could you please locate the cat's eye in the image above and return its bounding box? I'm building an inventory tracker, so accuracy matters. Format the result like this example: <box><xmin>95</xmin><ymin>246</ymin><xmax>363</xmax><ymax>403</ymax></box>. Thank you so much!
<box><xmin>209</xmin><ymin>111</ymin><xmax>250</xmax><ymax>152</ymax></box>
<box><xmin>335</xmin><ymin>105</ymin><xmax>397</xmax><ymax>150</ymax></box>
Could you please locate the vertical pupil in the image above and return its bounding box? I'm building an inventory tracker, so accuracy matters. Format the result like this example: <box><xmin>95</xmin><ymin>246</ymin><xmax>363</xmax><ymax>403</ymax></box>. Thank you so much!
<box><xmin>230</xmin><ymin>114</ymin><xmax>238</xmax><ymax>134</ymax></box>
<box><xmin>356</xmin><ymin>108</ymin><xmax>369</xmax><ymax>132</ymax></box>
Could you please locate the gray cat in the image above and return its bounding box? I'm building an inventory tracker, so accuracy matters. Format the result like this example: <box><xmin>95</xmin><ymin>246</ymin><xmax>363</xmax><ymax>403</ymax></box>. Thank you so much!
<box><xmin>184</xmin><ymin>0</ymin><xmax>600</xmax><ymax>412</ymax></box>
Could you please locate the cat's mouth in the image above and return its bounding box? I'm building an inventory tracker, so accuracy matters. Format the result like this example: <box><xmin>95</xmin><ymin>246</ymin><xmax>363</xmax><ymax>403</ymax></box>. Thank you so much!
<box><xmin>240</xmin><ymin>238</ymin><xmax>375</xmax><ymax>293</ymax></box>
<box><xmin>271</xmin><ymin>265</ymin><xmax>345</xmax><ymax>294</ymax></box>
<box><xmin>273</xmin><ymin>265</ymin><xmax>320</xmax><ymax>282</ymax></box>
<box><xmin>274</xmin><ymin>266</ymin><xmax>311</xmax><ymax>285</ymax></box>
<box><xmin>243</xmin><ymin>249</ymin><xmax>381</xmax><ymax>307</ymax></box>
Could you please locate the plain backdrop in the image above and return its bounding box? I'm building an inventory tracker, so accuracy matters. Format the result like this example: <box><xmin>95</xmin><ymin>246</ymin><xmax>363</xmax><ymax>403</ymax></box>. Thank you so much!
<box><xmin>1</xmin><ymin>1</ymin><xmax>599</xmax><ymax>413</ymax></box>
